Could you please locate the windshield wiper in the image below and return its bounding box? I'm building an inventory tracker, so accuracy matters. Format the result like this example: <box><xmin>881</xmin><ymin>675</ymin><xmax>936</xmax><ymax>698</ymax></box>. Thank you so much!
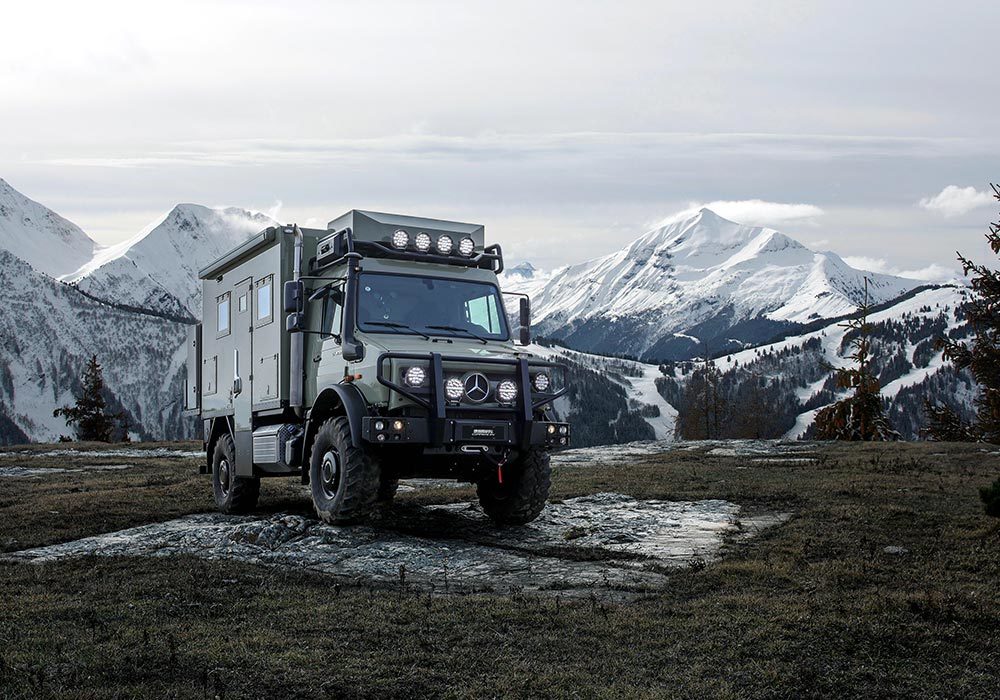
<box><xmin>366</xmin><ymin>321</ymin><xmax>430</xmax><ymax>340</ymax></box>
<box><xmin>426</xmin><ymin>324</ymin><xmax>489</xmax><ymax>344</ymax></box>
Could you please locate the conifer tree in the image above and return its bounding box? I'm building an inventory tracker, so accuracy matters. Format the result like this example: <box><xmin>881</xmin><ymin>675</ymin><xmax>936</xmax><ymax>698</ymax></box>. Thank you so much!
<box><xmin>54</xmin><ymin>354</ymin><xmax>117</xmax><ymax>442</ymax></box>
<box><xmin>925</xmin><ymin>184</ymin><xmax>1000</xmax><ymax>443</ymax></box>
<box><xmin>813</xmin><ymin>279</ymin><xmax>899</xmax><ymax>441</ymax></box>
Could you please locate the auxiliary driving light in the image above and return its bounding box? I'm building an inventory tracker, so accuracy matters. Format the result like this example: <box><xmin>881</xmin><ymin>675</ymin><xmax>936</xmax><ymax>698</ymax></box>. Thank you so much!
<box><xmin>559</xmin><ymin>425</ymin><xmax>568</xmax><ymax>436</ymax></box>
<box><xmin>415</xmin><ymin>232</ymin><xmax>432</xmax><ymax>252</ymax></box>
<box><xmin>404</xmin><ymin>366</ymin><xmax>427</xmax><ymax>387</ymax></box>
<box><xmin>497</xmin><ymin>379</ymin><xmax>518</xmax><ymax>403</ymax></box>
<box><xmin>392</xmin><ymin>229</ymin><xmax>409</xmax><ymax>250</ymax></box>
<box><xmin>374</xmin><ymin>420</ymin><xmax>385</xmax><ymax>431</ymax></box>
<box><xmin>436</xmin><ymin>235</ymin><xmax>454</xmax><ymax>254</ymax></box>
<box><xmin>547</xmin><ymin>424</ymin><xmax>556</xmax><ymax>434</ymax></box>
<box><xmin>532</xmin><ymin>373</ymin><xmax>550</xmax><ymax>392</ymax></box>
<box><xmin>458</xmin><ymin>237</ymin><xmax>475</xmax><ymax>256</ymax></box>
<box><xmin>445</xmin><ymin>377</ymin><xmax>464</xmax><ymax>401</ymax></box>
<box><xmin>392</xmin><ymin>420</ymin><xmax>405</xmax><ymax>431</ymax></box>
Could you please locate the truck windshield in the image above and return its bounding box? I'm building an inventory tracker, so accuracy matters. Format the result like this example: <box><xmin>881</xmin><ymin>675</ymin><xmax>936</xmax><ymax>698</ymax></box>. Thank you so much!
<box><xmin>357</xmin><ymin>273</ymin><xmax>510</xmax><ymax>341</ymax></box>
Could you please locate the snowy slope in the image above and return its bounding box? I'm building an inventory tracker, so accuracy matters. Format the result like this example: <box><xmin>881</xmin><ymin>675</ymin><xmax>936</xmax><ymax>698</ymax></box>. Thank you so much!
<box><xmin>0</xmin><ymin>179</ymin><xmax>97</xmax><ymax>278</ymax></box>
<box><xmin>0</xmin><ymin>250</ymin><xmax>191</xmax><ymax>442</ymax></box>
<box><xmin>708</xmin><ymin>285</ymin><xmax>970</xmax><ymax>439</ymax></box>
<box><xmin>504</xmin><ymin>209</ymin><xmax>923</xmax><ymax>361</ymax></box>
<box><xmin>69</xmin><ymin>204</ymin><xmax>277</xmax><ymax>318</ymax></box>
<box><xmin>530</xmin><ymin>344</ymin><xmax>678</xmax><ymax>440</ymax></box>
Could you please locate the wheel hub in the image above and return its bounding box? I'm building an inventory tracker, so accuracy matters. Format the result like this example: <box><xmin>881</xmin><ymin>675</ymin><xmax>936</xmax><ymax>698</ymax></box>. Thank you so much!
<box><xmin>320</xmin><ymin>450</ymin><xmax>341</xmax><ymax>499</ymax></box>
<box><xmin>218</xmin><ymin>458</ymin><xmax>231</xmax><ymax>496</ymax></box>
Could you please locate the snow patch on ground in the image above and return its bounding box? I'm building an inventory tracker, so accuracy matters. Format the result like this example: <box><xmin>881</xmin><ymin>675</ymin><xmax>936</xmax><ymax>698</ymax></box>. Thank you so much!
<box><xmin>3</xmin><ymin>493</ymin><xmax>789</xmax><ymax>597</ymax></box>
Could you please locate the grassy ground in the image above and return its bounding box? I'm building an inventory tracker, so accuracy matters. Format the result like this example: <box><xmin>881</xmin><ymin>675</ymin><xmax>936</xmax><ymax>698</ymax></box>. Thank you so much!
<box><xmin>1</xmin><ymin>441</ymin><xmax>999</xmax><ymax>698</ymax></box>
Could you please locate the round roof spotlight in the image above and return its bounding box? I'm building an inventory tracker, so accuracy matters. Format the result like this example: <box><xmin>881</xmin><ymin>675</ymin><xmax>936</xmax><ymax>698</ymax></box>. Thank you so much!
<box><xmin>458</xmin><ymin>237</ymin><xmax>475</xmax><ymax>257</ymax></box>
<box><xmin>444</xmin><ymin>377</ymin><xmax>464</xmax><ymax>401</ymax></box>
<box><xmin>414</xmin><ymin>232</ymin><xmax>432</xmax><ymax>252</ymax></box>
<box><xmin>436</xmin><ymin>234</ymin><xmax>454</xmax><ymax>255</ymax></box>
<box><xmin>532</xmin><ymin>373</ymin><xmax>550</xmax><ymax>392</ymax></box>
<box><xmin>497</xmin><ymin>380</ymin><xmax>518</xmax><ymax>404</ymax></box>
<box><xmin>391</xmin><ymin>229</ymin><xmax>409</xmax><ymax>250</ymax></box>
<box><xmin>403</xmin><ymin>366</ymin><xmax>426</xmax><ymax>387</ymax></box>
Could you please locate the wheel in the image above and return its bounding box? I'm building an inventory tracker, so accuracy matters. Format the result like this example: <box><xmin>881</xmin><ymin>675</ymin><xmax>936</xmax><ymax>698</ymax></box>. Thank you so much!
<box><xmin>212</xmin><ymin>434</ymin><xmax>260</xmax><ymax>514</ymax></box>
<box><xmin>477</xmin><ymin>448</ymin><xmax>551</xmax><ymax>526</ymax></box>
<box><xmin>309</xmin><ymin>417</ymin><xmax>380</xmax><ymax>524</ymax></box>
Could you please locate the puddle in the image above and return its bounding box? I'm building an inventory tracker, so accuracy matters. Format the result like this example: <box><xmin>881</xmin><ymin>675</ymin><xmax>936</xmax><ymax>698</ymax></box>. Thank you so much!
<box><xmin>0</xmin><ymin>464</ymin><xmax>134</xmax><ymax>478</ymax></box>
<box><xmin>3</xmin><ymin>493</ymin><xmax>788</xmax><ymax>597</ymax></box>
<box><xmin>0</xmin><ymin>448</ymin><xmax>201</xmax><ymax>459</ymax></box>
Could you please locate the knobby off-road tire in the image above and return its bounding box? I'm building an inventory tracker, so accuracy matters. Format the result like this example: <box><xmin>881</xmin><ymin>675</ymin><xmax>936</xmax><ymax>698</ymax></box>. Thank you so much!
<box><xmin>309</xmin><ymin>417</ymin><xmax>380</xmax><ymax>524</ymax></box>
<box><xmin>477</xmin><ymin>448</ymin><xmax>552</xmax><ymax>526</ymax></box>
<box><xmin>212</xmin><ymin>434</ymin><xmax>260</xmax><ymax>514</ymax></box>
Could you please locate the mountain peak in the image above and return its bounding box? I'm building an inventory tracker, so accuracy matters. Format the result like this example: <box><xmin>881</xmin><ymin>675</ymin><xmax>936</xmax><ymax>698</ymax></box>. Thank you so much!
<box><xmin>0</xmin><ymin>177</ymin><xmax>97</xmax><ymax>279</ymax></box>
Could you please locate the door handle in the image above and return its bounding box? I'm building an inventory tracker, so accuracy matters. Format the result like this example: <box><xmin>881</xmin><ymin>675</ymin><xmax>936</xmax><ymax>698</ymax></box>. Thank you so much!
<box><xmin>233</xmin><ymin>348</ymin><xmax>242</xmax><ymax>397</ymax></box>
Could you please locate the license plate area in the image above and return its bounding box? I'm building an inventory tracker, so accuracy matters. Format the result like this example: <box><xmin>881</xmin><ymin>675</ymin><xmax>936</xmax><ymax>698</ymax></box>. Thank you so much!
<box><xmin>452</xmin><ymin>420</ymin><xmax>511</xmax><ymax>443</ymax></box>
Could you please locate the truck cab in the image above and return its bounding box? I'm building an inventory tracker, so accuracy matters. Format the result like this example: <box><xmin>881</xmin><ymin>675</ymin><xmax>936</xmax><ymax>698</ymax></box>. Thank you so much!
<box><xmin>185</xmin><ymin>210</ymin><xmax>570</xmax><ymax>525</ymax></box>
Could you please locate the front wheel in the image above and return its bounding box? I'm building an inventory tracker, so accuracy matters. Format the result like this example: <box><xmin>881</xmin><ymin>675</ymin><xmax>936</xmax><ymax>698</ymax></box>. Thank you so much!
<box><xmin>309</xmin><ymin>417</ymin><xmax>380</xmax><ymax>524</ymax></box>
<box><xmin>477</xmin><ymin>449</ymin><xmax>551</xmax><ymax>526</ymax></box>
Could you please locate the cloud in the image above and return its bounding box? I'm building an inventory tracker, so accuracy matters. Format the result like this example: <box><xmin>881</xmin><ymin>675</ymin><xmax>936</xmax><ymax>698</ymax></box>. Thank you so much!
<box><xmin>918</xmin><ymin>185</ymin><xmax>994</xmax><ymax>217</ymax></box>
<box><xmin>660</xmin><ymin>199</ymin><xmax>824</xmax><ymax>228</ymax></box>
<box><xmin>842</xmin><ymin>256</ymin><xmax>960</xmax><ymax>283</ymax></box>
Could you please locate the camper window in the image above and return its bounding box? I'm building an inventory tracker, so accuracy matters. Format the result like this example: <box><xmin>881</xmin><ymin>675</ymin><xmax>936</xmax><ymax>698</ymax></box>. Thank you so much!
<box><xmin>217</xmin><ymin>293</ymin><xmax>231</xmax><ymax>338</ymax></box>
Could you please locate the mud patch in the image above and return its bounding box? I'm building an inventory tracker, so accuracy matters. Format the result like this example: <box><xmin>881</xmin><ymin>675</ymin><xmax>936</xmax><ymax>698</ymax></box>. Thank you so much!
<box><xmin>3</xmin><ymin>493</ymin><xmax>788</xmax><ymax>597</ymax></box>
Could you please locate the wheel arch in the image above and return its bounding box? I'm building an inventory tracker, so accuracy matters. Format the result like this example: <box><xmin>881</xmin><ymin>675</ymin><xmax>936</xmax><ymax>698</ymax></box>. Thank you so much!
<box><xmin>202</xmin><ymin>416</ymin><xmax>233</xmax><ymax>475</ymax></box>
<box><xmin>302</xmin><ymin>384</ymin><xmax>369</xmax><ymax>484</ymax></box>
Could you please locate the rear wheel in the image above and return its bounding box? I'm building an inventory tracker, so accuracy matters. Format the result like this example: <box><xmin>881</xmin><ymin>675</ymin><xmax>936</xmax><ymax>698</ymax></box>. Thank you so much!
<box><xmin>309</xmin><ymin>417</ymin><xmax>380</xmax><ymax>524</ymax></box>
<box><xmin>212</xmin><ymin>434</ymin><xmax>260</xmax><ymax>514</ymax></box>
<box><xmin>477</xmin><ymin>449</ymin><xmax>551</xmax><ymax>525</ymax></box>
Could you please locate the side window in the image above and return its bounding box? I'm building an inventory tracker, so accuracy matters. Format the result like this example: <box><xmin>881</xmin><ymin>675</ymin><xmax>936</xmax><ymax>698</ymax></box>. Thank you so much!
<box><xmin>216</xmin><ymin>293</ymin><xmax>231</xmax><ymax>338</ymax></box>
<box><xmin>238</xmin><ymin>293</ymin><xmax>248</xmax><ymax>313</ymax></box>
<box><xmin>255</xmin><ymin>276</ymin><xmax>273</xmax><ymax>326</ymax></box>
<box><xmin>465</xmin><ymin>294</ymin><xmax>499</xmax><ymax>333</ymax></box>
<box><xmin>323</xmin><ymin>287</ymin><xmax>344</xmax><ymax>340</ymax></box>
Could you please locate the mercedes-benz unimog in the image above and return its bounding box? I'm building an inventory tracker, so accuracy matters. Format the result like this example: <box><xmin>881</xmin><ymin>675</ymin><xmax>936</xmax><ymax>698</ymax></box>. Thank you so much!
<box><xmin>184</xmin><ymin>210</ymin><xmax>570</xmax><ymax>525</ymax></box>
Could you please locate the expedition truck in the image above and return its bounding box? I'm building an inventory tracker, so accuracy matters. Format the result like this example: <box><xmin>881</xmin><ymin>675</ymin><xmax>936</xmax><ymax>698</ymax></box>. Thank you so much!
<box><xmin>184</xmin><ymin>210</ymin><xmax>570</xmax><ymax>525</ymax></box>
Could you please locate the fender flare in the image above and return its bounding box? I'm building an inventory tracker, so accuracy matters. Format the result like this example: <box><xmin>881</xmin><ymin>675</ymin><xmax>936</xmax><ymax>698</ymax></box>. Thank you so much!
<box><xmin>309</xmin><ymin>384</ymin><xmax>369</xmax><ymax>447</ymax></box>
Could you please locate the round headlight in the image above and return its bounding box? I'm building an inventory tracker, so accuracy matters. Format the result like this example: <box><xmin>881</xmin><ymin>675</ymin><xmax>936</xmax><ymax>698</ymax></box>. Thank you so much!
<box><xmin>532</xmin><ymin>373</ymin><xmax>550</xmax><ymax>392</ymax></box>
<box><xmin>444</xmin><ymin>377</ymin><xmax>464</xmax><ymax>401</ymax></box>
<box><xmin>458</xmin><ymin>237</ymin><xmax>475</xmax><ymax>257</ymax></box>
<box><xmin>497</xmin><ymin>380</ymin><xmax>518</xmax><ymax>403</ymax></box>
<box><xmin>392</xmin><ymin>420</ymin><xmax>405</xmax><ymax>431</ymax></box>
<box><xmin>403</xmin><ymin>366</ymin><xmax>426</xmax><ymax>387</ymax></box>
<box><xmin>391</xmin><ymin>229</ymin><xmax>409</xmax><ymax>250</ymax></box>
<box><xmin>559</xmin><ymin>425</ymin><xmax>568</xmax><ymax>436</ymax></box>
<box><xmin>436</xmin><ymin>235</ymin><xmax>454</xmax><ymax>254</ymax></box>
<box><xmin>374</xmin><ymin>420</ymin><xmax>385</xmax><ymax>431</ymax></box>
<box><xmin>547</xmin><ymin>424</ymin><xmax>556</xmax><ymax>435</ymax></box>
<box><xmin>415</xmin><ymin>232</ymin><xmax>432</xmax><ymax>252</ymax></box>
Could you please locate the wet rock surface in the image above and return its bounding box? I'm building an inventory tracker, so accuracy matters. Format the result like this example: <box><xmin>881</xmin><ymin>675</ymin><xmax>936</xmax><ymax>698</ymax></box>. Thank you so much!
<box><xmin>4</xmin><ymin>493</ymin><xmax>788</xmax><ymax>597</ymax></box>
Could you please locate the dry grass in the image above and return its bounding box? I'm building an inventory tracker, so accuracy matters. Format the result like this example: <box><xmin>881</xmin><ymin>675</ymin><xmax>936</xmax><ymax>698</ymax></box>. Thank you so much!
<box><xmin>1</xmin><ymin>441</ymin><xmax>999</xmax><ymax>698</ymax></box>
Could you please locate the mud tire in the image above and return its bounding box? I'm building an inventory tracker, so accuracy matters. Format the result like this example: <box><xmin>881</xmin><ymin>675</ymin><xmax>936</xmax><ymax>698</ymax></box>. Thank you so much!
<box><xmin>212</xmin><ymin>434</ymin><xmax>260</xmax><ymax>514</ymax></box>
<box><xmin>309</xmin><ymin>417</ymin><xmax>380</xmax><ymax>524</ymax></box>
<box><xmin>477</xmin><ymin>448</ymin><xmax>551</xmax><ymax>526</ymax></box>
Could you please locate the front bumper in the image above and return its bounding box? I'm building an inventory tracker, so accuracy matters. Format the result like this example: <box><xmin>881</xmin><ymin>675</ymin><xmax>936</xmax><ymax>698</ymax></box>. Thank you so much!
<box><xmin>370</xmin><ymin>351</ymin><xmax>571</xmax><ymax>450</ymax></box>
<box><xmin>361</xmin><ymin>415</ymin><xmax>571</xmax><ymax>448</ymax></box>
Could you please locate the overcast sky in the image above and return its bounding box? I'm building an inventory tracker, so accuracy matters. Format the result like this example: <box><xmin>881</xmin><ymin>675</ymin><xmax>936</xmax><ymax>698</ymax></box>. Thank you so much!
<box><xmin>2</xmin><ymin>0</ymin><xmax>997</xmax><ymax>277</ymax></box>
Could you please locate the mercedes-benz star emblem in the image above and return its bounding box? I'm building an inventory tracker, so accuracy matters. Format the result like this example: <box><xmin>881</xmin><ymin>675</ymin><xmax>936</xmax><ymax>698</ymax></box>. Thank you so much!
<box><xmin>463</xmin><ymin>372</ymin><xmax>490</xmax><ymax>403</ymax></box>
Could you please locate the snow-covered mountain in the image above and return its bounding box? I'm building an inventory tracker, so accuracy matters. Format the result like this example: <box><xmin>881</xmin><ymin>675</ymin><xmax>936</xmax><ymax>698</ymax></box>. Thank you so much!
<box><xmin>67</xmin><ymin>204</ymin><xmax>277</xmax><ymax>319</ymax></box>
<box><xmin>0</xmin><ymin>178</ymin><xmax>97</xmax><ymax>278</ymax></box>
<box><xmin>0</xmin><ymin>250</ymin><xmax>190</xmax><ymax>442</ymax></box>
<box><xmin>505</xmin><ymin>209</ymin><xmax>926</xmax><ymax>361</ymax></box>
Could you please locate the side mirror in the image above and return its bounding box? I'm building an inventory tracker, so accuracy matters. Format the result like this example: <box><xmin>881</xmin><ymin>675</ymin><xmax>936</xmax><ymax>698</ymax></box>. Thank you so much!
<box><xmin>342</xmin><ymin>339</ymin><xmax>364</xmax><ymax>362</ymax></box>
<box><xmin>286</xmin><ymin>312</ymin><xmax>305</xmax><ymax>333</ymax></box>
<box><xmin>283</xmin><ymin>280</ymin><xmax>304</xmax><ymax>313</ymax></box>
<box><xmin>518</xmin><ymin>297</ymin><xmax>531</xmax><ymax>346</ymax></box>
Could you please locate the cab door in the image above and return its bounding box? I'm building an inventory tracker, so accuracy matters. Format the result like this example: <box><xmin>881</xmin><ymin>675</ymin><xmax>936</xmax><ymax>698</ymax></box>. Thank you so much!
<box><xmin>316</xmin><ymin>285</ymin><xmax>346</xmax><ymax>388</ymax></box>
